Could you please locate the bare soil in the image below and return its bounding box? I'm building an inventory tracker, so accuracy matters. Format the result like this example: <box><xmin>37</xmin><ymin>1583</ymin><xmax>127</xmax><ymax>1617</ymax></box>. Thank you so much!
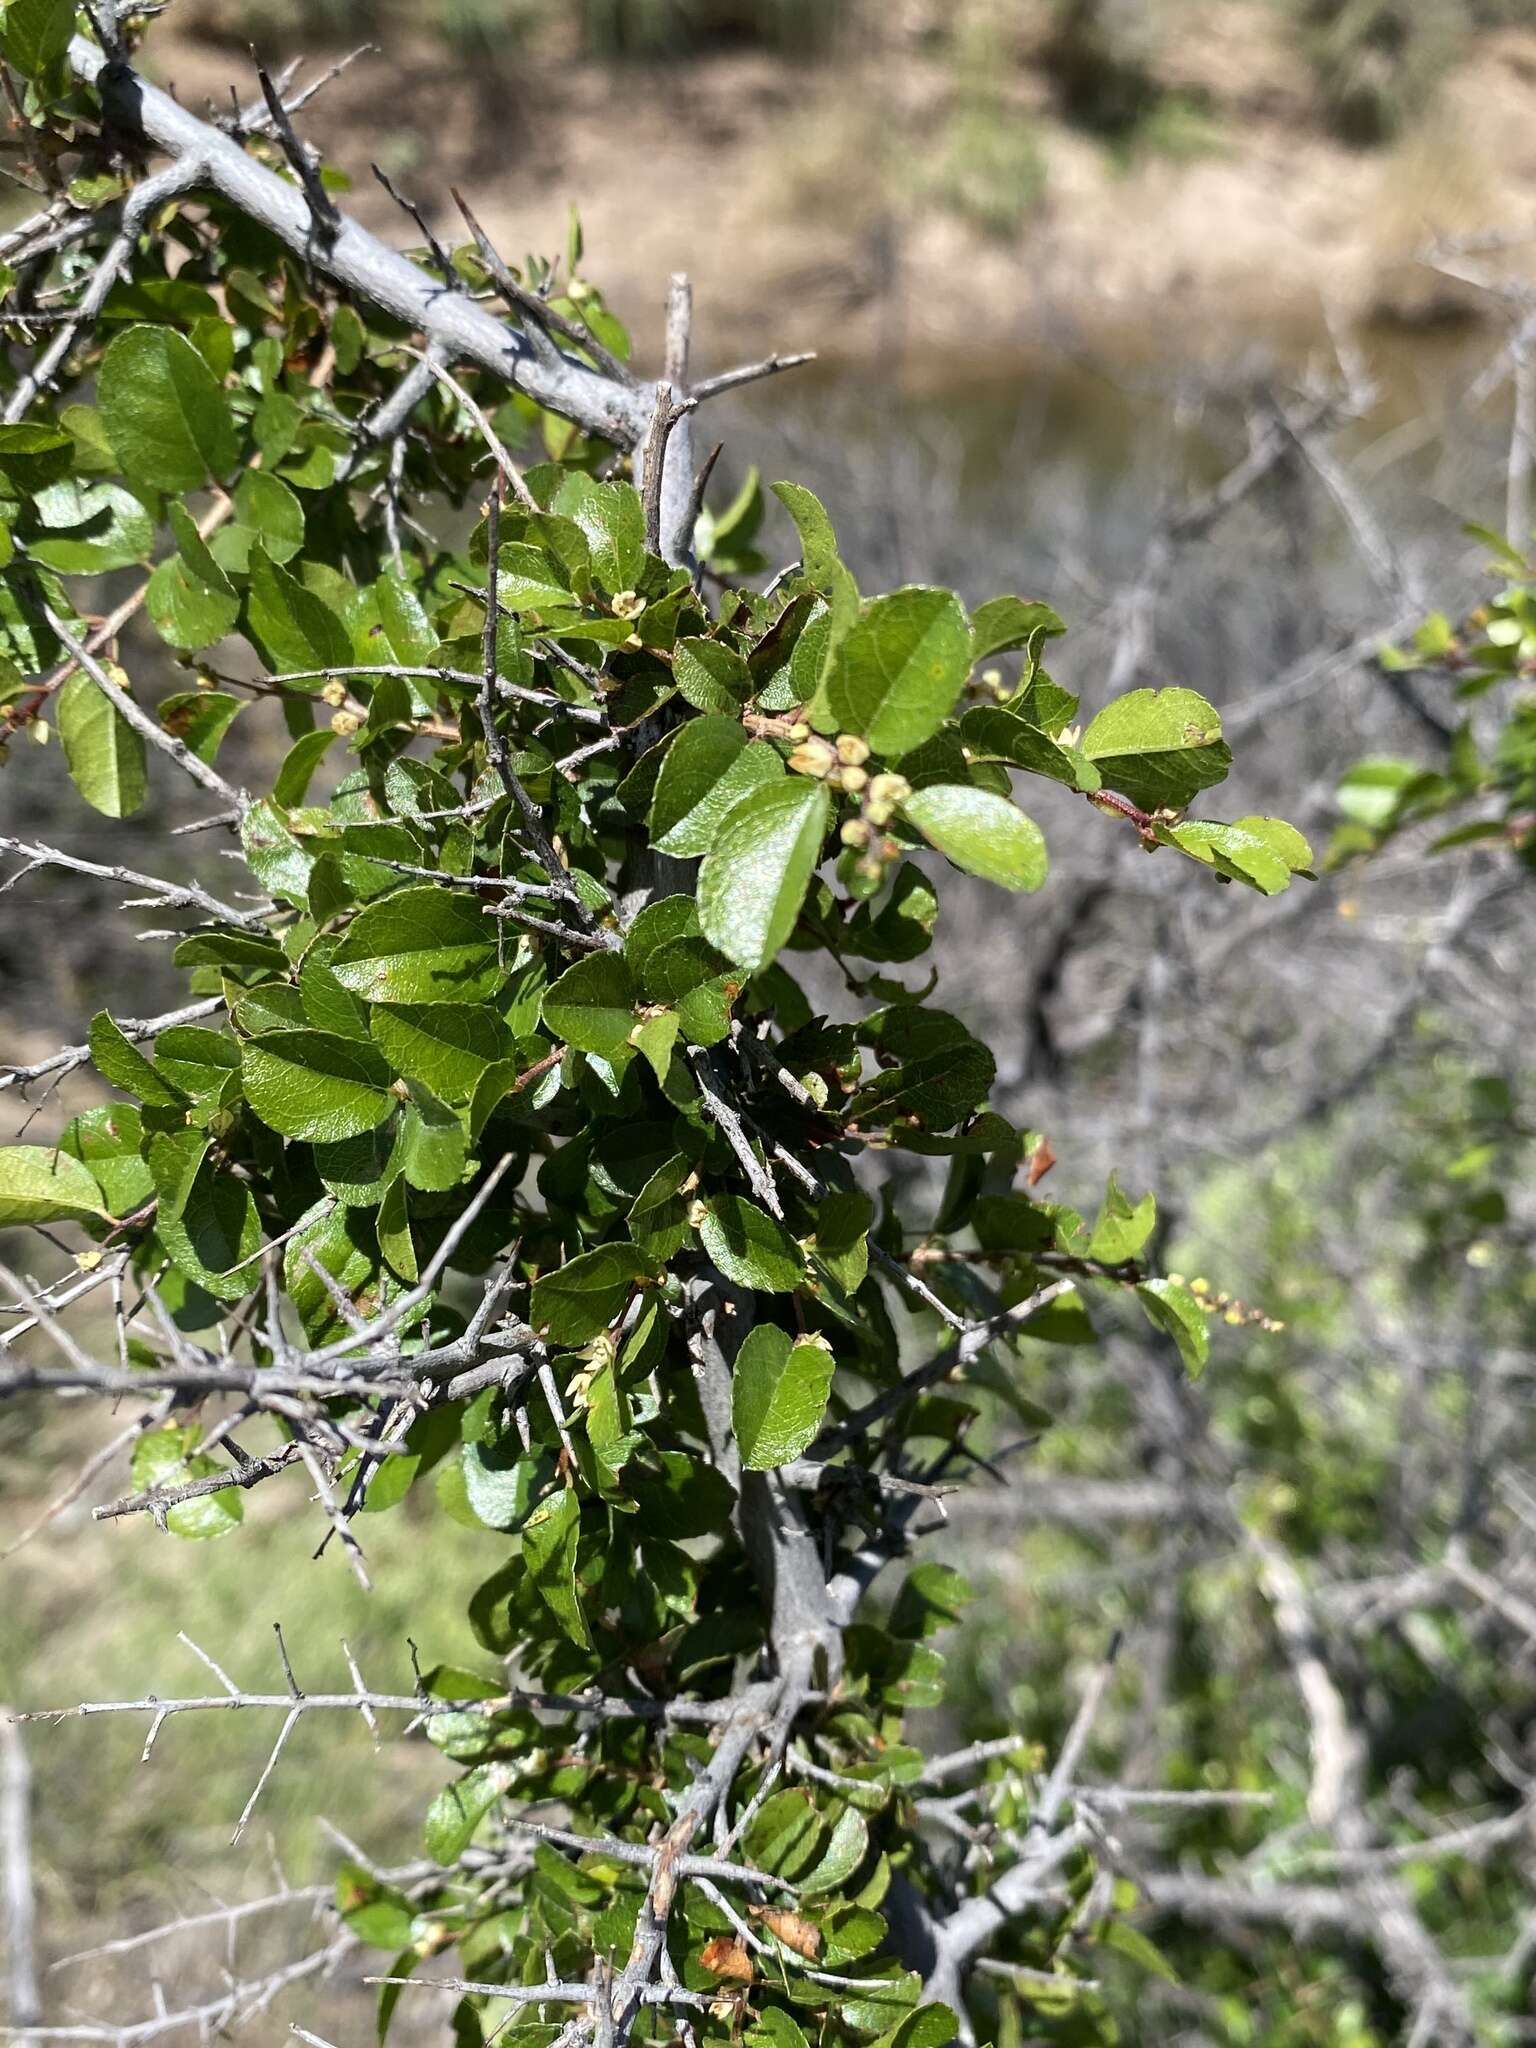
<box><xmin>144</xmin><ymin>5</ymin><xmax>1536</xmax><ymax>381</ymax></box>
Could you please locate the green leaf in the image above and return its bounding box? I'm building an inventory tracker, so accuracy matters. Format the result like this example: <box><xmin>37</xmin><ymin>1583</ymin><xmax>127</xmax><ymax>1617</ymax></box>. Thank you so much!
<box><xmin>555</xmin><ymin>476</ymin><xmax>646</xmax><ymax>594</ymax></box>
<box><xmin>0</xmin><ymin>423</ymin><xmax>73</xmax><ymax>490</ymax></box>
<box><xmin>423</xmin><ymin>1762</ymin><xmax>514</xmax><ymax>1863</ymax></box>
<box><xmin>146</xmin><ymin>555</ymin><xmax>241</xmax><ymax>652</ymax></box>
<box><xmin>522</xmin><ymin>1487</ymin><xmax>592</xmax><ymax>1647</ymax></box>
<box><xmin>631</xmin><ymin>1009</ymin><xmax>680</xmax><ymax>1082</ymax></box>
<box><xmin>129</xmin><ymin>1424</ymin><xmax>243</xmax><ymax>1540</ymax></box>
<box><xmin>376</xmin><ymin>575</ymin><xmax>436</xmax><ymax>665</ymax></box>
<box><xmin>369</xmin><ymin>1004</ymin><xmax>510</xmax><ymax>1103</ymax></box>
<box><xmin>628</xmin><ymin>1153</ymin><xmax>693</xmax><ymax>1262</ymax></box>
<box><xmin>1</xmin><ymin>0</ymin><xmax>74</xmax><ymax>79</ymax></box>
<box><xmin>811</xmin><ymin>1188</ymin><xmax>873</xmax><ymax>1291</ymax></box>
<box><xmin>1100</xmin><ymin>1918</ymin><xmax>1179</xmax><ymax>1983</ymax></box>
<box><xmin>826</xmin><ymin>588</ymin><xmax>971</xmax><ymax>756</ymax></box>
<box><xmin>1336</xmin><ymin>756</ymin><xmax>1421</xmax><ymax>828</ymax></box>
<box><xmin>771</xmin><ymin>480</ymin><xmax>843</xmax><ymax>589</ymax></box>
<box><xmin>210</xmin><ymin>471</ymin><xmax>306</xmax><ymax>572</ymax></box>
<box><xmin>648</xmin><ymin>715</ymin><xmax>783</xmax><ymax>857</ymax></box>
<box><xmin>1136</xmin><ymin>1279</ymin><xmax>1210</xmax><ymax>1375</ymax></box>
<box><xmin>242</xmin><ymin>1029</ymin><xmax>396</xmax><ymax>1142</ymax></box>
<box><xmin>674</xmin><ymin>637</ymin><xmax>750</xmax><ymax>714</ymax></box>
<box><xmin>802</xmin><ymin>1805</ymin><xmax>869</xmax><ymax>1895</ymax></box>
<box><xmin>156</xmin><ymin>1155</ymin><xmax>262</xmax><ymax>1300</ymax></box>
<box><xmin>1081</xmin><ymin>687</ymin><xmax>1232</xmax><ymax>811</ymax></box>
<box><xmin>532</xmin><ymin>1243</ymin><xmax>653</xmax><ymax>1346</ymax></box>
<box><xmin>57</xmin><ymin>1106</ymin><xmax>153</xmax><ymax>1216</ymax></box>
<box><xmin>97</xmin><ymin>326</ymin><xmax>237</xmax><ymax>492</ymax></box>
<box><xmin>29</xmin><ymin>481</ymin><xmax>154</xmax><ymax>574</ymax></box>
<box><xmin>330</xmin><ymin>888</ymin><xmax>503</xmax><ymax>1003</ymax></box>
<box><xmin>1088</xmin><ymin>1174</ymin><xmax>1156</xmax><ymax>1263</ymax></box>
<box><xmin>1165</xmin><ymin>819</ymin><xmax>1301</xmax><ymax>895</ymax></box>
<box><xmin>396</xmin><ymin>1084</ymin><xmax>468</xmax><ymax>1193</ymax></box>
<box><xmin>377</xmin><ymin>1172</ymin><xmax>418</xmax><ymax>1282</ymax></box>
<box><xmin>88</xmin><ymin>1011</ymin><xmax>186</xmax><ymax>1108</ymax></box>
<box><xmin>901</xmin><ymin>785</ymin><xmax>1047</xmax><ymax>892</ymax></box>
<box><xmin>158</xmin><ymin>689</ymin><xmax>242</xmax><ymax>762</ymax></box>
<box><xmin>960</xmin><ymin>707</ymin><xmax>1100</xmax><ymax>792</ymax></box>
<box><xmin>246</xmin><ymin>544</ymin><xmax>352</xmax><ymax>675</ymax></box>
<box><xmin>0</xmin><ymin>1146</ymin><xmax>113</xmax><ymax>1226</ymax></box>
<box><xmin>540</xmin><ymin>953</ymin><xmax>639</xmax><ymax>1058</ymax></box>
<box><xmin>56</xmin><ymin>671</ymin><xmax>146</xmax><ymax>819</ymax></box>
<box><xmin>699</xmin><ymin>1195</ymin><xmax>805</xmax><ymax>1293</ymax></box>
<box><xmin>335</xmin><ymin>1864</ymin><xmax>416</xmax><ymax>1950</ymax></box>
<box><xmin>971</xmin><ymin>595</ymin><xmax>1066</xmax><ymax>660</ymax></box>
<box><xmin>698</xmin><ymin>778</ymin><xmax>829</xmax><ymax>973</ymax></box>
<box><xmin>732</xmin><ymin>1325</ymin><xmax>835</xmax><ymax>1469</ymax></box>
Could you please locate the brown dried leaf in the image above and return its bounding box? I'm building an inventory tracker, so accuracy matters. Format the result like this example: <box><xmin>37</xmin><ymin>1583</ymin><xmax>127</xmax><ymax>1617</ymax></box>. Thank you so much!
<box><xmin>699</xmin><ymin>1937</ymin><xmax>754</xmax><ymax>1982</ymax></box>
<box><xmin>1026</xmin><ymin>1136</ymin><xmax>1058</xmax><ymax>1188</ymax></box>
<box><xmin>759</xmin><ymin>1909</ymin><xmax>822</xmax><ymax>1959</ymax></box>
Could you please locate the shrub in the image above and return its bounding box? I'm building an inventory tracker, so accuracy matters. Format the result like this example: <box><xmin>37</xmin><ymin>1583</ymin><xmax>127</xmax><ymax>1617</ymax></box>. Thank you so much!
<box><xmin>0</xmin><ymin>9</ymin><xmax>1321</xmax><ymax>2045</ymax></box>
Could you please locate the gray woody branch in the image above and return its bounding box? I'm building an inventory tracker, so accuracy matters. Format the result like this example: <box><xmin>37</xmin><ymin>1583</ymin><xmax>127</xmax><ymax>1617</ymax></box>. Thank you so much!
<box><xmin>59</xmin><ymin>37</ymin><xmax>722</xmax><ymax>569</ymax></box>
<box><xmin>65</xmin><ymin>38</ymin><xmax>649</xmax><ymax>451</ymax></box>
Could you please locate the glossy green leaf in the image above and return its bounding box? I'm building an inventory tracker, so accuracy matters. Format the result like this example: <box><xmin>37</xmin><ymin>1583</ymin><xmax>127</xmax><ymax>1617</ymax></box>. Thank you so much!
<box><xmin>56</xmin><ymin>671</ymin><xmax>146</xmax><ymax>819</ymax></box>
<box><xmin>330</xmin><ymin>888</ymin><xmax>503</xmax><ymax>1003</ymax></box>
<box><xmin>699</xmin><ymin>1195</ymin><xmax>805</xmax><ymax>1292</ymax></box>
<box><xmin>532</xmin><ymin>1243</ymin><xmax>653</xmax><ymax>1345</ymax></box>
<box><xmin>0</xmin><ymin>1146</ymin><xmax>113</xmax><ymax>1226</ymax></box>
<box><xmin>971</xmin><ymin>595</ymin><xmax>1066</xmax><ymax>659</ymax></box>
<box><xmin>648</xmin><ymin>715</ymin><xmax>782</xmax><ymax>857</ymax></box>
<box><xmin>826</xmin><ymin>587</ymin><xmax>971</xmax><ymax>756</ymax></box>
<box><xmin>89</xmin><ymin>1011</ymin><xmax>186</xmax><ymax>1108</ymax></box>
<box><xmin>423</xmin><ymin>1762</ymin><xmax>514</xmax><ymax>1863</ymax></box>
<box><xmin>1</xmin><ymin>0</ymin><xmax>73</xmax><ymax>78</ymax></box>
<box><xmin>97</xmin><ymin>326</ymin><xmax>237</xmax><ymax>491</ymax></box>
<box><xmin>540</xmin><ymin>953</ymin><xmax>638</xmax><ymax>1057</ymax></box>
<box><xmin>901</xmin><ymin>784</ymin><xmax>1047</xmax><ymax>892</ymax></box>
<box><xmin>732</xmin><ymin>1325</ymin><xmax>835</xmax><ymax>1469</ymax></box>
<box><xmin>129</xmin><ymin>1425</ymin><xmax>243</xmax><ymax>1541</ymax></box>
<box><xmin>1136</xmin><ymin>1278</ymin><xmax>1210</xmax><ymax>1376</ymax></box>
<box><xmin>366</xmin><ymin>1003</ymin><xmax>509</xmax><ymax>1103</ymax></box>
<box><xmin>29</xmin><ymin>481</ymin><xmax>154</xmax><ymax>573</ymax></box>
<box><xmin>246</xmin><ymin>544</ymin><xmax>352</xmax><ymax>675</ymax></box>
<box><xmin>1081</xmin><ymin>687</ymin><xmax>1232</xmax><ymax>811</ymax></box>
<box><xmin>522</xmin><ymin>1487</ymin><xmax>591</xmax><ymax>1647</ymax></box>
<box><xmin>698</xmin><ymin>778</ymin><xmax>829</xmax><ymax>972</ymax></box>
<box><xmin>158</xmin><ymin>689</ymin><xmax>243</xmax><ymax>761</ymax></box>
<box><xmin>242</xmin><ymin>1029</ymin><xmax>396</xmax><ymax>1142</ymax></box>
<box><xmin>146</xmin><ymin>555</ymin><xmax>241</xmax><ymax>651</ymax></box>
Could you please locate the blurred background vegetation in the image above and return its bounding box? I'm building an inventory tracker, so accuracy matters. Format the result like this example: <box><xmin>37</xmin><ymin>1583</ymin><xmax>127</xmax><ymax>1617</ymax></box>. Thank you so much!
<box><xmin>5</xmin><ymin>0</ymin><xmax>1536</xmax><ymax>2043</ymax></box>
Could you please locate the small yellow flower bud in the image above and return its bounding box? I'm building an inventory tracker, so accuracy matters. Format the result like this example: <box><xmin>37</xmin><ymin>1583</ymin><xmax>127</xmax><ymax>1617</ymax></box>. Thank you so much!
<box><xmin>867</xmin><ymin>772</ymin><xmax>911</xmax><ymax>809</ymax></box>
<box><xmin>331</xmin><ymin>709</ymin><xmax>362</xmax><ymax>737</ymax></box>
<box><xmin>611</xmin><ymin>590</ymin><xmax>646</xmax><ymax>621</ymax></box>
<box><xmin>321</xmin><ymin>679</ymin><xmax>348</xmax><ymax>707</ymax></box>
<box><xmin>839</xmin><ymin>765</ymin><xmax>869</xmax><ymax>795</ymax></box>
<box><xmin>686</xmin><ymin>1198</ymin><xmax>709</xmax><ymax>1230</ymax></box>
<box><xmin>30</xmin><ymin>718</ymin><xmax>49</xmax><ymax>745</ymax></box>
<box><xmin>835</xmin><ymin>733</ymin><xmax>871</xmax><ymax>767</ymax></box>
<box><xmin>787</xmin><ymin>722</ymin><xmax>811</xmax><ymax>742</ymax></box>
<box><xmin>788</xmin><ymin>735</ymin><xmax>837</xmax><ymax>779</ymax></box>
<box><xmin>840</xmin><ymin>818</ymin><xmax>872</xmax><ymax>849</ymax></box>
<box><xmin>982</xmin><ymin>668</ymin><xmax>1003</xmax><ymax>692</ymax></box>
